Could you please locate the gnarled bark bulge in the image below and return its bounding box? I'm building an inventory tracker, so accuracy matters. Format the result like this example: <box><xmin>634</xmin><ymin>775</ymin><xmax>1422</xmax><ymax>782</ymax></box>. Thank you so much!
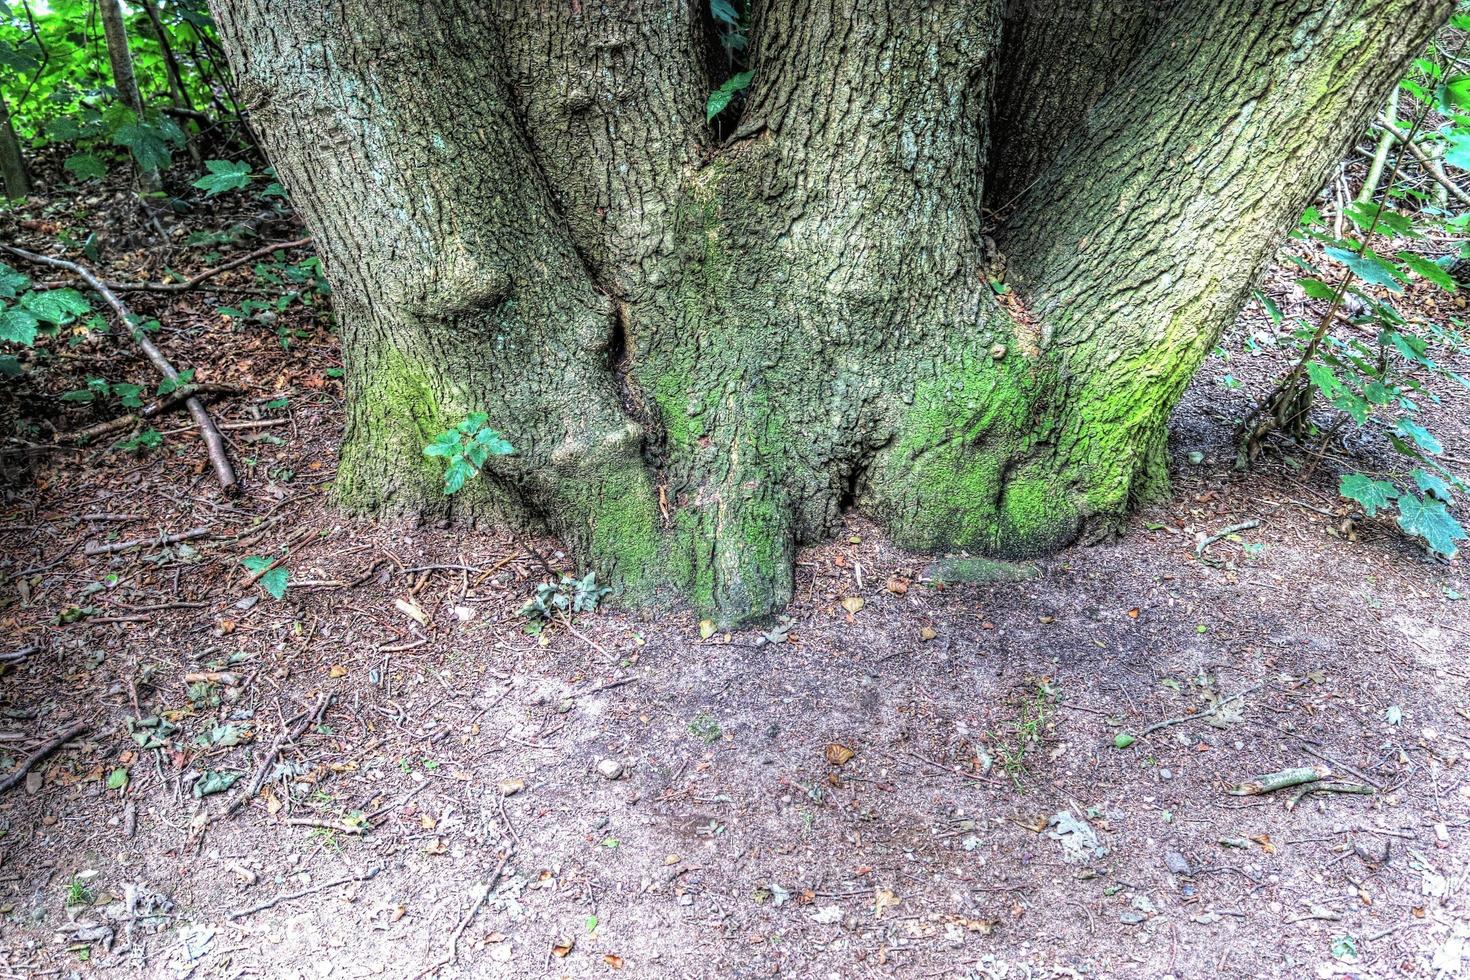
<box><xmin>213</xmin><ymin>0</ymin><xmax>1448</xmax><ymax>625</ymax></box>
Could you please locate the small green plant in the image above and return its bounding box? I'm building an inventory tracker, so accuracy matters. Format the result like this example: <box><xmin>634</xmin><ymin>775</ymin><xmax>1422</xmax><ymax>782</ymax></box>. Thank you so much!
<box><xmin>65</xmin><ymin>877</ymin><xmax>94</xmax><ymax>906</ymax></box>
<box><xmin>423</xmin><ymin>413</ymin><xmax>514</xmax><ymax>494</ymax></box>
<box><xmin>519</xmin><ymin>571</ymin><xmax>612</xmax><ymax>633</ymax></box>
<box><xmin>1240</xmin><ymin>47</ymin><xmax>1470</xmax><ymax>559</ymax></box>
<box><xmin>113</xmin><ymin>428</ymin><xmax>163</xmax><ymax>454</ymax></box>
<box><xmin>688</xmin><ymin>713</ymin><xmax>723</xmax><ymax>743</ymax></box>
<box><xmin>987</xmin><ymin>679</ymin><xmax>1059</xmax><ymax>790</ymax></box>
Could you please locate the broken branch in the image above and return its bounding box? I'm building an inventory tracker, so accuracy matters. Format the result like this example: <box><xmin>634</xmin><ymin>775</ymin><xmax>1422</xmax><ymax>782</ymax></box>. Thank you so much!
<box><xmin>0</xmin><ymin>244</ymin><xmax>238</xmax><ymax>493</ymax></box>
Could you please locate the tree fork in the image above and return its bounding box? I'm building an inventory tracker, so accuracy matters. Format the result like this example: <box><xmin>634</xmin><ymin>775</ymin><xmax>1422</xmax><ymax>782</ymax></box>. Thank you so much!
<box><xmin>212</xmin><ymin>0</ymin><xmax>1454</xmax><ymax>626</ymax></box>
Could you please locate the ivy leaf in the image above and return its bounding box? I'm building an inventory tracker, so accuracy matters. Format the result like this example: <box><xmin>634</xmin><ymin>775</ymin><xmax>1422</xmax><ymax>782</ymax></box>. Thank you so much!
<box><xmin>1445</xmin><ymin>130</ymin><xmax>1470</xmax><ymax>172</ymax></box>
<box><xmin>20</xmin><ymin>288</ymin><xmax>91</xmax><ymax>325</ymax></box>
<box><xmin>1324</xmin><ymin>247</ymin><xmax>1404</xmax><ymax>293</ymax></box>
<box><xmin>1396</xmin><ymin>252</ymin><xmax>1456</xmax><ymax>292</ymax></box>
<box><xmin>1396</xmin><ymin>494</ymin><xmax>1466</xmax><ymax>558</ymax></box>
<box><xmin>0</xmin><ymin>263</ymin><xmax>30</xmax><ymax>300</ymax></box>
<box><xmin>443</xmin><ymin>460</ymin><xmax>470</xmax><ymax>495</ymax></box>
<box><xmin>1396</xmin><ymin>418</ymin><xmax>1443</xmax><ymax>455</ymax></box>
<box><xmin>192</xmin><ymin>770</ymin><xmax>242</xmax><ymax>798</ymax></box>
<box><xmin>1339</xmin><ymin>474</ymin><xmax>1397</xmax><ymax>517</ymax></box>
<box><xmin>192</xmin><ymin>159</ymin><xmax>252</xmax><ymax>196</ymax></box>
<box><xmin>1413</xmin><ymin>469</ymin><xmax>1454</xmax><ymax>502</ymax></box>
<box><xmin>0</xmin><ymin>306</ymin><xmax>40</xmax><ymax>346</ymax></box>
<box><xmin>64</xmin><ymin>152</ymin><xmax>108</xmax><ymax>181</ymax></box>
<box><xmin>707</xmin><ymin>70</ymin><xmax>754</xmax><ymax>121</ymax></box>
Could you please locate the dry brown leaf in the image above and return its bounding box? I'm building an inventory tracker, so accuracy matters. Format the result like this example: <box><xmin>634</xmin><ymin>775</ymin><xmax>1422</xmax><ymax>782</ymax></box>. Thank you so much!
<box><xmin>825</xmin><ymin>743</ymin><xmax>855</xmax><ymax>766</ymax></box>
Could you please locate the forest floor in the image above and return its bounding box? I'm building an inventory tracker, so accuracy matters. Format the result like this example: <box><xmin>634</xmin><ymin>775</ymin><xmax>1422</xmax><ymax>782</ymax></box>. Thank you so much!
<box><xmin>1</xmin><ymin>189</ymin><xmax>1469</xmax><ymax>980</ymax></box>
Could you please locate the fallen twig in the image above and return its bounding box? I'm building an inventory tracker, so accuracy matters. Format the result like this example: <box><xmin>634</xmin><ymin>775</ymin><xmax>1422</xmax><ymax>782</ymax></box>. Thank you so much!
<box><xmin>1228</xmin><ymin>764</ymin><xmax>1331</xmax><ymax>796</ymax></box>
<box><xmin>228</xmin><ymin>866</ymin><xmax>380</xmax><ymax>920</ymax></box>
<box><xmin>85</xmin><ymin>526</ymin><xmax>210</xmax><ymax>556</ymax></box>
<box><xmin>1</xmin><ymin>245</ymin><xmax>238</xmax><ymax>493</ymax></box>
<box><xmin>1139</xmin><ymin>681</ymin><xmax>1266</xmax><ymax>737</ymax></box>
<box><xmin>1374</xmin><ymin>115</ymin><xmax>1470</xmax><ymax>207</ymax></box>
<box><xmin>219</xmin><ymin>691</ymin><xmax>332</xmax><ymax>821</ymax></box>
<box><xmin>413</xmin><ymin>852</ymin><xmax>511</xmax><ymax>979</ymax></box>
<box><xmin>1196</xmin><ymin>519</ymin><xmax>1261</xmax><ymax>560</ymax></box>
<box><xmin>58</xmin><ymin>384</ymin><xmax>240</xmax><ymax>445</ymax></box>
<box><xmin>0</xmin><ymin>720</ymin><xmax>90</xmax><ymax>795</ymax></box>
<box><xmin>104</xmin><ymin>237</ymin><xmax>314</xmax><ymax>293</ymax></box>
<box><xmin>1286</xmin><ymin>781</ymin><xmax>1376</xmax><ymax>811</ymax></box>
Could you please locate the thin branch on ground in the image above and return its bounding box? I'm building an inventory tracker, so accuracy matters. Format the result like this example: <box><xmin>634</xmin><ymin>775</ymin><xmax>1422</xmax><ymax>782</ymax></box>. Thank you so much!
<box><xmin>0</xmin><ymin>721</ymin><xmax>90</xmax><ymax>795</ymax></box>
<box><xmin>1</xmin><ymin>244</ymin><xmax>238</xmax><ymax>493</ymax></box>
<box><xmin>228</xmin><ymin>866</ymin><xmax>380</xmax><ymax>920</ymax></box>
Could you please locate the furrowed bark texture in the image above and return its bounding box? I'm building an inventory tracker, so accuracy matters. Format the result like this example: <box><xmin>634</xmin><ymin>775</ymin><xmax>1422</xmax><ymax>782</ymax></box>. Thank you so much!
<box><xmin>213</xmin><ymin>0</ymin><xmax>1450</xmax><ymax>625</ymax></box>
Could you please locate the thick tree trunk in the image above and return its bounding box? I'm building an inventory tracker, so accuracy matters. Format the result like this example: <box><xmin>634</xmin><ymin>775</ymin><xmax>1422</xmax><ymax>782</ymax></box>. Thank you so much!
<box><xmin>0</xmin><ymin>91</ymin><xmax>29</xmax><ymax>199</ymax></box>
<box><xmin>212</xmin><ymin>0</ymin><xmax>1450</xmax><ymax>625</ymax></box>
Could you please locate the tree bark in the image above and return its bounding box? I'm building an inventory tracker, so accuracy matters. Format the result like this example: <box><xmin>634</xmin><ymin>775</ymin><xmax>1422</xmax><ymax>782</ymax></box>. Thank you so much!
<box><xmin>0</xmin><ymin>90</ymin><xmax>30</xmax><ymax>199</ymax></box>
<box><xmin>211</xmin><ymin>0</ymin><xmax>1452</xmax><ymax>625</ymax></box>
<box><xmin>99</xmin><ymin>0</ymin><xmax>162</xmax><ymax>188</ymax></box>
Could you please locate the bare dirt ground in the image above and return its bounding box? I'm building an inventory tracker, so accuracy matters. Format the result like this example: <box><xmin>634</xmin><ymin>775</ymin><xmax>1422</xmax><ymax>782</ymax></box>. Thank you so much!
<box><xmin>2</xmin><ymin>207</ymin><xmax>1469</xmax><ymax>979</ymax></box>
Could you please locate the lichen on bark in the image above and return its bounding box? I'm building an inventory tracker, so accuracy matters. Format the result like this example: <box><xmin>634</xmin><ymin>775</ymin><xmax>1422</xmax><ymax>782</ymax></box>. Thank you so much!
<box><xmin>213</xmin><ymin>0</ymin><xmax>1453</xmax><ymax>625</ymax></box>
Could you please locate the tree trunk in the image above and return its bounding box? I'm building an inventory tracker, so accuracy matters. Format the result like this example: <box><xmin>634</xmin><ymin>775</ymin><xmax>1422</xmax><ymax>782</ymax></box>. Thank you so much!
<box><xmin>0</xmin><ymin>90</ymin><xmax>30</xmax><ymax>199</ymax></box>
<box><xmin>99</xmin><ymin>0</ymin><xmax>161</xmax><ymax>188</ymax></box>
<box><xmin>138</xmin><ymin>0</ymin><xmax>204</xmax><ymax>168</ymax></box>
<box><xmin>211</xmin><ymin>0</ymin><xmax>1451</xmax><ymax>626</ymax></box>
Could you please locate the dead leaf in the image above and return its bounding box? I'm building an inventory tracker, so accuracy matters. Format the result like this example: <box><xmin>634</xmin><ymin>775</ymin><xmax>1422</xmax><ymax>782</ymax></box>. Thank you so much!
<box><xmin>419</xmin><ymin>813</ymin><xmax>437</xmax><ymax>830</ymax></box>
<box><xmin>603</xmin><ymin>954</ymin><xmax>624</xmax><ymax>969</ymax></box>
<box><xmin>699</xmin><ymin>620</ymin><xmax>716</xmax><ymax>639</ymax></box>
<box><xmin>394</xmin><ymin>598</ymin><xmax>429</xmax><ymax>626</ymax></box>
<box><xmin>841</xmin><ymin>596</ymin><xmax>864</xmax><ymax>614</ymax></box>
<box><xmin>874</xmin><ymin>888</ymin><xmax>900</xmax><ymax>917</ymax></box>
<box><xmin>328</xmin><ymin>665</ymin><xmax>347</xmax><ymax>678</ymax></box>
<box><xmin>919</xmin><ymin>627</ymin><xmax>937</xmax><ymax>641</ymax></box>
<box><xmin>1127</xmin><ymin>608</ymin><xmax>1140</xmax><ymax>618</ymax></box>
<box><xmin>498</xmin><ymin>778</ymin><xmax>525</xmax><ymax>796</ymax></box>
<box><xmin>825</xmin><ymin>743</ymin><xmax>855</xmax><ymax>766</ymax></box>
<box><xmin>886</xmin><ymin>577</ymin><xmax>909</xmax><ymax>595</ymax></box>
<box><xmin>552</xmin><ymin>937</ymin><xmax>575</xmax><ymax>958</ymax></box>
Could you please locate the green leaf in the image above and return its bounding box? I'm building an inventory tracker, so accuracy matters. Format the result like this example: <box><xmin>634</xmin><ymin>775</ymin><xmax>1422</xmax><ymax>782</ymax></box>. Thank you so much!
<box><xmin>20</xmin><ymin>288</ymin><xmax>91</xmax><ymax>325</ymax></box>
<box><xmin>1445</xmin><ymin>130</ymin><xmax>1470</xmax><ymax>172</ymax></box>
<box><xmin>106</xmin><ymin>767</ymin><xmax>129</xmax><ymax>790</ymax></box>
<box><xmin>710</xmin><ymin>0</ymin><xmax>740</xmax><ymax>26</ymax></box>
<box><xmin>443</xmin><ymin>461</ymin><xmax>470</xmax><ymax>495</ymax></box>
<box><xmin>706</xmin><ymin>70</ymin><xmax>754</xmax><ymax>121</ymax></box>
<box><xmin>259</xmin><ymin>567</ymin><xmax>288</xmax><ymax>600</ymax></box>
<box><xmin>1396</xmin><ymin>253</ymin><xmax>1456</xmax><ymax>291</ymax></box>
<box><xmin>473</xmin><ymin>428</ymin><xmax>514</xmax><ymax>455</ymax></box>
<box><xmin>192</xmin><ymin>159</ymin><xmax>252</xmax><ymax>196</ymax></box>
<box><xmin>1443</xmin><ymin>74</ymin><xmax>1470</xmax><ymax>111</ymax></box>
<box><xmin>1324</xmin><ymin>247</ymin><xmax>1404</xmax><ymax>293</ymax></box>
<box><xmin>1396</xmin><ymin>494</ymin><xmax>1466</xmax><ymax>558</ymax></box>
<box><xmin>1306</xmin><ymin>361</ymin><xmax>1343</xmax><ymax>398</ymax></box>
<box><xmin>1396</xmin><ymin>418</ymin><xmax>1443</xmax><ymax>455</ymax></box>
<box><xmin>0</xmin><ymin>306</ymin><xmax>40</xmax><ymax>346</ymax></box>
<box><xmin>1413</xmin><ymin>469</ymin><xmax>1453</xmax><ymax>502</ymax></box>
<box><xmin>59</xmin><ymin>389</ymin><xmax>96</xmax><ymax>403</ymax></box>
<box><xmin>0</xmin><ymin>263</ymin><xmax>30</xmax><ymax>300</ymax></box>
<box><xmin>64</xmin><ymin>152</ymin><xmax>108</xmax><ymax>181</ymax></box>
<box><xmin>1340</xmin><ymin>474</ymin><xmax>1397</xmax><ymax>517</ymax></box>
<box><xmin>192</xmin><ymin>770</ymin><xmax>242</xmax><ymax>798</ymax></box>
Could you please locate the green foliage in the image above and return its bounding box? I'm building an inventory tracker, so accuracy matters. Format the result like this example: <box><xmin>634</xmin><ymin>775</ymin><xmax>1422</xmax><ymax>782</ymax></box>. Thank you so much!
<box><xmin>706</xmin><ymin>70</ymin><xmax>753</xmax><ymax>122</ymax></box>
<box><xmin>1253</xmin><ymin>44</ymin><xmax>1470</xmax><ymax>560</ymax></box>
<box><xmin>422</xmin><ymin>413</ymin><xmax>514</xmax><ymax>495</ymax></box>
<box><xmin>192</xmin><ymin>158</ymin><xmax>252</xmax><ymax>196</ymax></box>
<box><xmin>518</xmin><ymin>571</ymin><xmax>612</xmax><ymax>631</ymax></box>
<box><xmin>0</xmin><ymin>264</ymin><xmax>92</xmax><ymax>349</ymax></box>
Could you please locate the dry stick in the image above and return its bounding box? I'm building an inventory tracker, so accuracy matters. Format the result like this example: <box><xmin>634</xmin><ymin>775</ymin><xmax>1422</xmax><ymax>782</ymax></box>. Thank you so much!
<box><xmin>219</xmin><ymin>691</ymin><xmax>333</xmax><ymax>820</ymax></box>
<box><xmin>1139</xmin><ymin>681</ymin><xmax>1266</xmax><ymax>737</ymax></box>
<box><xmin>0</xmin><ymin>721</ymin><xmax>90</xmax><ymax>795</ymax></box>
<box><xmin>1195</xmin><ymin>519</ymin><xmax>1262</xmax><ymax>559</ymax></box>
<box><xmin>0</xmin><ymin>245</ymin><xmax>237</xmax><ymax>494</ymax></box>
<box><xmin>1374</xmin><ymin>115</ymin><xmax>1470</xmax><ymax>208</ymax></box>
<box><xmin>59</xmin><ymin>383</ymin><xmax>239</xmax><ymax>445</ymax></box>
<box><xmin>228</xmin><ymin>866</ymin><xmax>381</xmax><ymax>920</ymax></box>
<box><xmin>414</xmin><ymin>852</ymin><xmax>512</xmax><ymax>980</ymax></box>
<box><xmin>84</xmin><ymin>525</ymin><xmax>210</xmax><ymax>556</ymax></box>
<box><xmin>103</xmin><ymin>236</ymin><xmax>314</xmax><ymax>293</ymax></box>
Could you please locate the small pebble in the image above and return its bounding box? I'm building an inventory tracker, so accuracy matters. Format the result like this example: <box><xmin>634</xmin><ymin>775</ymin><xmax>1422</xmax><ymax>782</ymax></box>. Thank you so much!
<box><xmin>596</xmin><ymin>759</ymin><xmax>624</xmax><ymax>780</ymax></box>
